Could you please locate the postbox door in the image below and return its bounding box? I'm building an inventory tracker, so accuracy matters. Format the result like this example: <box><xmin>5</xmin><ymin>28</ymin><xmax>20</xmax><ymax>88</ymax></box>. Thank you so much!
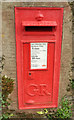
<box><xmin>23</xmin><ymin>42</ymin><xmax>55</xmax><ymax>106</ymax></box>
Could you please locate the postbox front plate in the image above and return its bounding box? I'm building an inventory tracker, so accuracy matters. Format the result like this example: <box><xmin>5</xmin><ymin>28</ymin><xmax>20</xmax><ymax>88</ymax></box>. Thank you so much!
<box><xmin>15</xmin><ymin>7</ymin><xmax>63</xmax><ymax>109</ymax></box>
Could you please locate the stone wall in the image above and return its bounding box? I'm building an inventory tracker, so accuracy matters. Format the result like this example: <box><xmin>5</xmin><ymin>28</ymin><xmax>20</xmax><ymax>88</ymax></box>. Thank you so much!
<box><xmin>69</xmin><ymin>2</ymin><xmax>74</xmax><ymax>79</ymax></box>
<box><xmin>2</xmin><ymin>2</ymin><xmax>72</xmax><ymax>113</ymax></box>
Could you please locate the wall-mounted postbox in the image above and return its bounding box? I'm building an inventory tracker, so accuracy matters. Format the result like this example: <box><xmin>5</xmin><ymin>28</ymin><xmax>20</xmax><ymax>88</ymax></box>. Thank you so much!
<box><xmin>15</xmin><ymin>7</ymin><xmax>63</xmax><ymax>109</ymax></box>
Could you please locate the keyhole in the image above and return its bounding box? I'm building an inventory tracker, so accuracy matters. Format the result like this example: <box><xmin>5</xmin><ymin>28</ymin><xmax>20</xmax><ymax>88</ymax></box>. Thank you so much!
<box><xmin>29</xmin><ymin>73</ymin><xmax>31</xmax><ymax>76</ymax></box>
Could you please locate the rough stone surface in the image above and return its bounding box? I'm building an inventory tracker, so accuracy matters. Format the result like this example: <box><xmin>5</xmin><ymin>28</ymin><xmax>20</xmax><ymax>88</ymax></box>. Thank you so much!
<box><xmin>2</xmin><ymin>2</ymin><xmax>72</xmax><ymax>114</ymax></box>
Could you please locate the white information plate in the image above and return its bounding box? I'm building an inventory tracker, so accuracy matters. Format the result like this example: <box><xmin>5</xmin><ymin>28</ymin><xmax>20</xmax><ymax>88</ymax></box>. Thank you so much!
<box><xmin>31</xmin><ymin>43</ymin><xmax>48</xmax><ymax>69</ymax></box>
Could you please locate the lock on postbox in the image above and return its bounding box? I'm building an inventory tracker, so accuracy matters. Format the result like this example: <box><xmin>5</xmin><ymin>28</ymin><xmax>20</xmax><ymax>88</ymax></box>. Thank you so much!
<box><xmin>15</xmin><ymin>7</ymin><xmax>63</xmax><ymax>109</ymax></box>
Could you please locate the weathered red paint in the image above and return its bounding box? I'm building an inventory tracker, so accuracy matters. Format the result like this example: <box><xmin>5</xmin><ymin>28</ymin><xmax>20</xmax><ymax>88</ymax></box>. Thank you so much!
<box><xmin>15</xmin><ymin>7</ymin><xmax>63</xmax><ymax>109</ymax></box>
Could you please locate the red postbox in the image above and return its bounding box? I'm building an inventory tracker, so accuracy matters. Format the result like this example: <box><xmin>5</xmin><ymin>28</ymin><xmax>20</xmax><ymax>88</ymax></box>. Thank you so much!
<box><xmin>15</xmin><ymin>7</ymin><xmax>63</xmax><ymax>109</ymax></box>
